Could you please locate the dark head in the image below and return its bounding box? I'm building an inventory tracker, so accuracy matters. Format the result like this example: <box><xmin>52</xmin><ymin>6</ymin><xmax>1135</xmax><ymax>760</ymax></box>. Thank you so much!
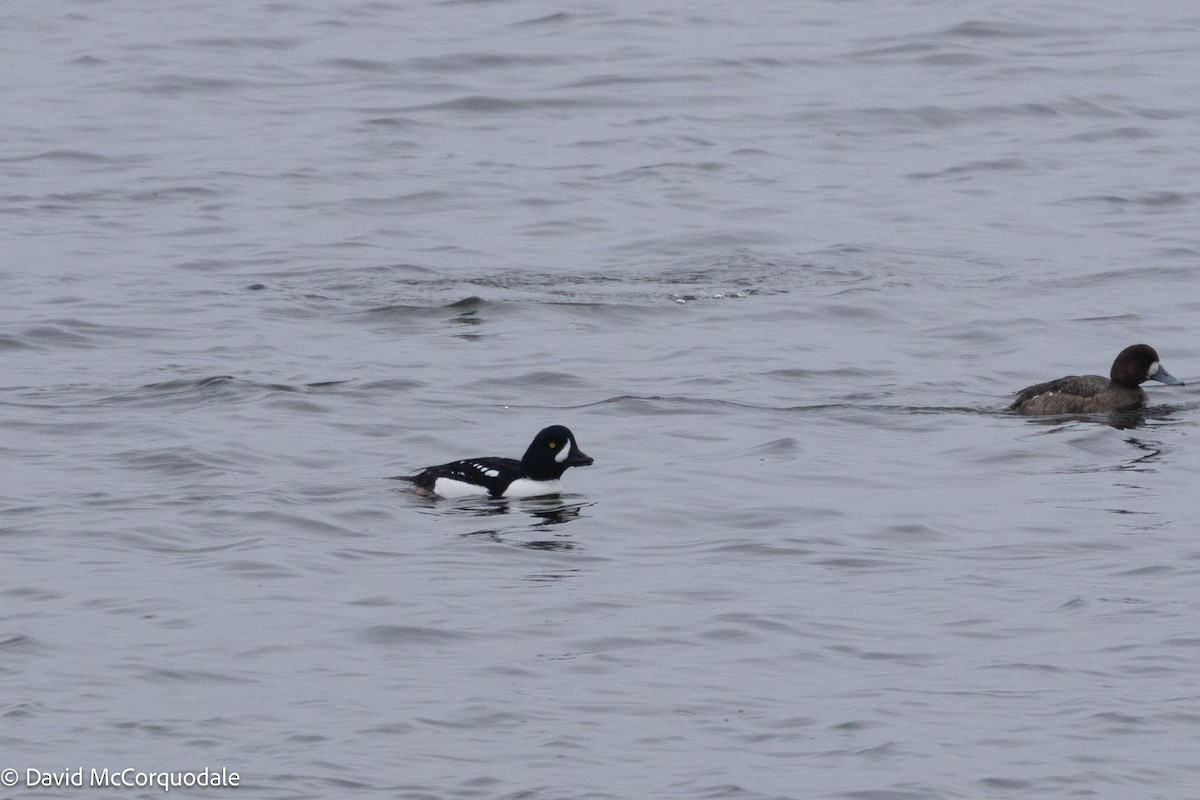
<box><xmin>1111</xmin><ymin>344</ymin><xmax>1184</xmax><ymax>388</ymax></box>
<box><xmin>521</xmin><ymin>425</ymin><xmax>594</xmax><ymax>480</ymax></box>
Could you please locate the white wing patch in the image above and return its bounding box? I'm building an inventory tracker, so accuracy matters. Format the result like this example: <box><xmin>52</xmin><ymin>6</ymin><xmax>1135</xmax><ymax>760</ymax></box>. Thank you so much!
<box><xmin>464</xmin><ymin>463</ymin><xmax>502</xmax><ymax>478</ymax></box>
<box><xmin>554</xmin><ymin>439</ymin><xmax>572</xmax><ymax>464</ymax></box>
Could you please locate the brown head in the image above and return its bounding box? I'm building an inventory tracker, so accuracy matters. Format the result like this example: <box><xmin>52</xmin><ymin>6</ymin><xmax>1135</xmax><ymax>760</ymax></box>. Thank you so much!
<box><xmin>1110</xmin><ymin>344</ymin><xmax>1183</xmax><ymax>388</ymax></box>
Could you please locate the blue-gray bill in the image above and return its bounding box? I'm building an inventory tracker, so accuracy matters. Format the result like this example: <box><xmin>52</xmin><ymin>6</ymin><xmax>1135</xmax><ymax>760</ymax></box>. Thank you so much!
<box><xmin>1152</xmin><ymin>365</ymin><xmax>1184</xmax><ymax>385</ymax></box>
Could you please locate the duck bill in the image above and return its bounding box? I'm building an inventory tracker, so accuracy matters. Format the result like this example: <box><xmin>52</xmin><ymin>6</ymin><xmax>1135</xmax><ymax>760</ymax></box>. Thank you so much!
<box><xmin>565</xmin><ymin>447</ymin><xmax>594</xmax><ymax>467</ymax></box>
<box><xmin>1152</xmin><ymin>365</ymin><xmax>1184</xmax><ymax>386</ymax></box>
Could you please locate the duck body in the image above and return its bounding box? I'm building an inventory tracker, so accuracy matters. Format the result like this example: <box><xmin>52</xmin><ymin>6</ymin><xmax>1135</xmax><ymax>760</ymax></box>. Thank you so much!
<box><xmin>400</xmin><ymin>425</ymin><xmax>593</xmax><ymax>499</ymax></box>
<box><xmin>1011</xmin><ymin>344</ymin><xmax>1183</xmax><ymax>415</ymax></box>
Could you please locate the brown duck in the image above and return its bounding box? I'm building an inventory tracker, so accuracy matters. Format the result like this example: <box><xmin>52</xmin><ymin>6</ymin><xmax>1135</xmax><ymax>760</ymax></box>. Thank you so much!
<box><xmin>1011</xmin><ymin>344</ymin><xmax>1183</xmax><ymax>415</ymax></box>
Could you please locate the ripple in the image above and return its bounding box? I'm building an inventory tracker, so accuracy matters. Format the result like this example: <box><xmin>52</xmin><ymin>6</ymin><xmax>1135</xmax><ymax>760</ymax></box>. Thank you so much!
<box><xmin>357</xmin><ymin>624</ymin><xmax>474</xmax><ymax>646</ymax></box>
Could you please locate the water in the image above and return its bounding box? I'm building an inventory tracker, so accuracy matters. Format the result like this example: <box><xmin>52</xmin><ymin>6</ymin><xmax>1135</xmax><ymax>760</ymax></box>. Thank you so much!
<box><xmin>4</xmin><ymin>1</ymin><xmax>1200</xmax><ymax>798</ymax></box>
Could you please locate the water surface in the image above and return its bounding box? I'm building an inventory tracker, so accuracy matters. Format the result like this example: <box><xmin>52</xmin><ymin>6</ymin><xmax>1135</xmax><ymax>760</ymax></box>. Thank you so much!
<box><xmin>4</xmin><ymin>2</ymin><xmax>1200</xmax><ymax>798</ymax></box>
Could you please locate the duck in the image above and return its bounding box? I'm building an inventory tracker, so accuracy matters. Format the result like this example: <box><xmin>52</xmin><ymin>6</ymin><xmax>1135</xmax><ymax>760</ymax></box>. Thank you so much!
<box><xmin>1011</xmin><ymin>343</ymin><xmax>1183</xmax><ymax>415</ymax></box>
<box><xmin>397</xmin><ymin>425</ymin><xmax>593</xmax><ymax>498</ymax></box>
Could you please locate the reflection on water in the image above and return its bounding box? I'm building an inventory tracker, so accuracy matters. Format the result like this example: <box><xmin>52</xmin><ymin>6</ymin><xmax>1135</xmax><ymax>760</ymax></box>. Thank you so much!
<box><xmin>396</xmin><ymin>487</ymin><xmax>593</xmax><ymax>551</ymax></box>
<box><xmin>458</xmin><ymin>499</ymin><xmax>591</xmax><ymax>551</ymax></box>
<box><xmin>454</xmin><ymin>497</ymin><xmax>589</xmax><ymax>522</ymax></box>
<box><xmin>461</xmin><ymin>528</ymin><xmax>577</xmax><ymax>553</ymax></box>
<box><xmin>1119</xmin><ymin>437</ymin><xmax>1164</xmax><ymax>472</ymax></box>
<box><xmin>469</xmin><ymin>500</ymin><xmax>589</xmax><ymax>558</ymax></box>
<box><xmin>405</xmin><ymin>492</ymin><xmax>590</xmax><ymax>522</ymax></box>
<box><xmin>1018</xmin><ymin>406</ymin><xmax>1178</xmax><ymax>431</ymax></box>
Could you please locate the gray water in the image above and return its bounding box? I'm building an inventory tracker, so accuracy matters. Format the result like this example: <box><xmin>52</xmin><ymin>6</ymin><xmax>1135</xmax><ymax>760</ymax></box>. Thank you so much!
<box><xmin>4</xmin><ymin>1</ymin><xmax>1200</xmax><ymax>798</ymax></box>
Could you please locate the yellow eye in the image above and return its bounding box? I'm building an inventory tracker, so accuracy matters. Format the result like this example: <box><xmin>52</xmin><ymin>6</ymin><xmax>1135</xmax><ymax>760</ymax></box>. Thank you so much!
<box><xmin>548</xmin><ymin>442</ymin><xmax>556</xmax><ymax>448</ymax></box>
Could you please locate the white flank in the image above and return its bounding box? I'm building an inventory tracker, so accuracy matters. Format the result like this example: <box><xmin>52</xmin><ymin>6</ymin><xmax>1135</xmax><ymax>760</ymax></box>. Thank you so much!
<box><xmin>554</xmin><ymin>439</ymin><xmax>572</xmax><ymax>464</ymax></box>
<box><xmin>432</xmin><ymin>477</ymin><xmax>491</xmax><ymax>499</ymax></box>
<box><xmin>502</xmin><ymin>478</ymin><xmax>562</xmax><ymax>498</ymax></box>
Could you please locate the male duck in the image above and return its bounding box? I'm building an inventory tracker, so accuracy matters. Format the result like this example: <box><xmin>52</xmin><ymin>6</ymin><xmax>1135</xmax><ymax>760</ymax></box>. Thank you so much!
<box><xmin>398</xmin><ymin>425</ymin><xmax>593</xmax><ymax>498</ymax></box>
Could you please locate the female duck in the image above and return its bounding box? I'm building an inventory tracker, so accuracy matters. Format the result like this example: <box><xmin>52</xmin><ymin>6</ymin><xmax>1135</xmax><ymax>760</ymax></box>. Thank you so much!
<box><xmin>1011</xmin><ymin>344</ymin><xmax>1183</xmax><ymax>415</ymax></box>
